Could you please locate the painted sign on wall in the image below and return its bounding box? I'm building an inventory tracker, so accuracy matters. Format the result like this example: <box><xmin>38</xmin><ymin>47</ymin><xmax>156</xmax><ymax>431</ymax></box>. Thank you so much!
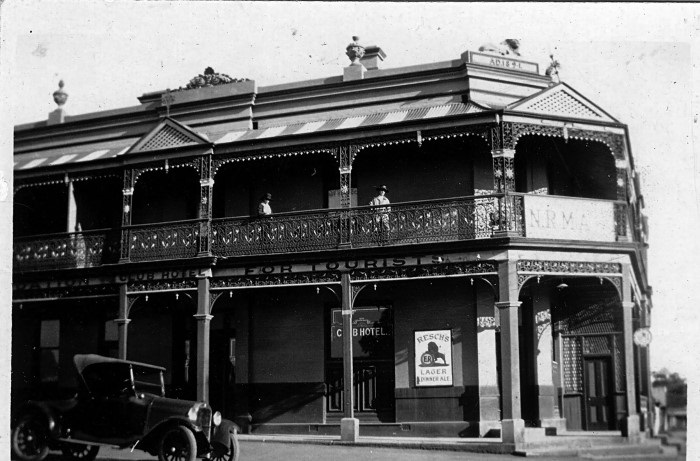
<box><xmin>414</xmin><ymin>329</ymin><xmax>453</xmax><ymax>387</ymax></box>
<box><xmin>330</xmin><ymin>306</ymin><xmax>393</xmax><ymax>359</ymax></box>
<box><xmin>524</xmin><ymin>195</ymin><xmax>616</xmax><ymax>242</ymax></box>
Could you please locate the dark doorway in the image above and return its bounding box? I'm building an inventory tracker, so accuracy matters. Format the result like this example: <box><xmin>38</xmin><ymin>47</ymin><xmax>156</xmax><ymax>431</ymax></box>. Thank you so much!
<box><xmin>519</xmin><ymin>297</ymin><xmax>538</xmax><ymax>426</ymax></box>
<box><xmin>584</xmin><ymin>357</ymin><xmax>614</xmax><ymax>430</ymax></box>
<box><xmin>325</xmin><ymin>306</ymin><xmax>395</xmax><ymax>422</ymax></box>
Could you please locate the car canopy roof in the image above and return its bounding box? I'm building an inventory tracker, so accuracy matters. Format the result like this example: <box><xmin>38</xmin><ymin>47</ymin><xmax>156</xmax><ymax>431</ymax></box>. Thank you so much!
<box><xmin>74</xmin><ymin>354</ymin><xmax>166</xmax><ymax>375</ymax></box>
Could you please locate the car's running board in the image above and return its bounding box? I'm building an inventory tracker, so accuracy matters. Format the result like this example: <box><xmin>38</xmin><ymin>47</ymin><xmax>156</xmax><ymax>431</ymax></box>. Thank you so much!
<box><xmin>56</xmin><ymin>438</ymin><xmax>123</xmax><ymax>448</ymax></box>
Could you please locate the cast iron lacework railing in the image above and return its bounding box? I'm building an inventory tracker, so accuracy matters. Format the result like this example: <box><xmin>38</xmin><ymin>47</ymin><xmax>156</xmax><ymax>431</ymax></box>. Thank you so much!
<box><xmin>14</xmin><ymin>228</ymin><xmax>121</xmax><ymax>271</ymax></box>
<box><xmin>126</xmin><ymin>219</ymin><xmax>202</xmax><ymax>262</ymax></box>
<box><xmin>15</xmin><ymin>194</ymin><xmax>631</xmax><ymax>270</ymax></box>
<box><xmin>212</xmin><ymin>194</ymin><xmax>521</xmax><ymax>257</ymax></box>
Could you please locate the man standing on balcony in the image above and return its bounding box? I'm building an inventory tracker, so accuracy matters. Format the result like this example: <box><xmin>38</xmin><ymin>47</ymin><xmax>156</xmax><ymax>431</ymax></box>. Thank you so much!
<box><xmin>370</xmin><ymin>185</ymin><xmax>391</xmax><ymax>236</ymax></box>
<box><xmin>258</xmin><ymin>193</ymin><xmax>273</xmax><ymax>216</ymax></box>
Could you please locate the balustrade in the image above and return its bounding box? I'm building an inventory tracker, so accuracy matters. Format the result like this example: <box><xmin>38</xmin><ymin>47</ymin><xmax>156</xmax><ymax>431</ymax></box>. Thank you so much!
<box><xmin>127</xmin><ymin>219</ymin><xmax>202</xmax><ymax>262</ymax></box>
<box><xmin>13</xmin><ymin>228</ymin><xmax>120</xmax><ymax>271</ymax></box>
<box><xmin>13</xmin><ymin>194</ymin><xmax>635</xmax><ymax>272</ymax></box>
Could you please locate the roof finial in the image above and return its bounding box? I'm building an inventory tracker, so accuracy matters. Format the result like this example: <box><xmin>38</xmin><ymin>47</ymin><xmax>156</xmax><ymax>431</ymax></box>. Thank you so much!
<box><xmin>346</xmin><ymin>36</ymin><xmax>365</xmax><ymax>64</ymax></box>
<box><xmin>53</xmin><ymin>79</ymin><xmax>68</xmax><ymax>107</ymax></box>
<box><xmin>545</xmin><ymin>54</ymin><xmax>561</xmax><ymax>83</ymax></box>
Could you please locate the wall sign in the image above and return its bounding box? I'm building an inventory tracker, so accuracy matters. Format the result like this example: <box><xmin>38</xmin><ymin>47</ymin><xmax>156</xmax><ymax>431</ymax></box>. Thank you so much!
<box><xmin>524</xmin><ymin>195</ymin><xmax>616</xmax><ymax>242</ymax></box>
<box><xmin>414</xmin><ymin>329</ymin><xmax>453</xmax><ymax>387</ymax></box>
<box><xmin>330</xmin><ymin>306</ymin><xmax>393</xmax><ymax>359</ymax></box>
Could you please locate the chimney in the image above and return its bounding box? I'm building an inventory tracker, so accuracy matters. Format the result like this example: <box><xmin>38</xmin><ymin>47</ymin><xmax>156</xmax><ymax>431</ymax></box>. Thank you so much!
<box><xmin>343</xmin><ymin>36</ymin><xmax>366</xmax><ymax>81</ymax></box>
<box><xmin>360</xmin><ymin>46</ymin><xmax>386</xmax><ymax>71</ymax></box>
<box><xmin>48</xmin><ymin>80</ymin><xmax>68</xmax><ymax>125</ymax></box>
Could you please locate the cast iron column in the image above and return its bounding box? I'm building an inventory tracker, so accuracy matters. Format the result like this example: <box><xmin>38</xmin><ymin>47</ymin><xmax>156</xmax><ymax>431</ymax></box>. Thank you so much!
<box><xmin>621</xmin><ymin>265</ymin><xmax>640</xmax><ymax>439</ymax></box>
<box><xmin>496</xmin><ymin>258</ymin><xmax>524</xmax><ymax>444</ymax></box>
<box><xmin>195</xmin><ymin>274</ymin><xmax>212</xmax><ymax>402</ymax></box>
<box><xmin>119</xmin><ymin>169</ymin><xmax>135</xmax><ymax>263</ymax></box>
<box><xmin>198</xmin><ymin>153</ymin><xmax>214</xmax><ymax>256</ymax></box>
<box><xmin>340</xmin><ymin>272</ymin><xmax>359</xmax><ymax>441</ymax></box>
<box><xmin>116</xmin><ymin>283</ymin><xmax>131</xmax><ymax>360</ymax></box>
<box><xmin>338</xmin><ymin>144</ymin><xmax>357</xmax><ymax>246</ymax></box>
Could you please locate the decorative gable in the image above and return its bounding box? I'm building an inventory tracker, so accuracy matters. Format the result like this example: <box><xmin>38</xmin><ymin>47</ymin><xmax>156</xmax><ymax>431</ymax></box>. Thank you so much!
<box><xmin>507</xmin><ymin>83</ymin><xmax>618</xmax><ymax>123</ymax></box>
<box><xmin>127</xmin><ymin>117</ymin><xmax>210</xmax><ymax>154</ymax></box>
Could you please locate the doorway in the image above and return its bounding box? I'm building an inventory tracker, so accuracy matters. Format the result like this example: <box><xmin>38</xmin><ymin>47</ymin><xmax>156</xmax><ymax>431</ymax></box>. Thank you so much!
<box><xmin>584</xmin><ymin>357</ymin><xmax>614</xmax><ymax>430</ymax></box>
<box><xmin>325</xmin><ymin>306</ymin><xmax>395</xmax><ymax>422</ymax></box>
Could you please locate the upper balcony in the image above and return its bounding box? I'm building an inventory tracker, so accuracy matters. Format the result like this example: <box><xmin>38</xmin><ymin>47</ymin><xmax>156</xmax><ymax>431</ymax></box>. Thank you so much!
<box><xmin>13</xmin><ymin>191</ymin><xmax>632</xmax><ymax>272</ymax></box>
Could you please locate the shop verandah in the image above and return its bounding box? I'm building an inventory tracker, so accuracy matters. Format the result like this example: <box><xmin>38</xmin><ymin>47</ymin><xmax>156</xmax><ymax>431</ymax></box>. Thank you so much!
<box><xmin>12</xmin><ymin>252</ymin><xmax>640</xmax><ymax>442</ymax></box>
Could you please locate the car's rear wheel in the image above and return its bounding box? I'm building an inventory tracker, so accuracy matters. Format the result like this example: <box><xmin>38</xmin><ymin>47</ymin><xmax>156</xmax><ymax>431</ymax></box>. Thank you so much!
<box><xmin>61</xmin><ymin>442</ymin><xmax>100</xmax><ymax>461</ymax></box>
<box><xmin>11</xmin><ymin>415</ymin><xmax>50</xmax><ymax>461</ymax></box>
<box><xmin>158</xmin><ymin>425</ymin><xmax>197</xmax><ymax>461</ymax></box>
<box><xmin>211</xmin><ymin>432</ymin><xmax>240</xmax><ymax>461</ymax></box>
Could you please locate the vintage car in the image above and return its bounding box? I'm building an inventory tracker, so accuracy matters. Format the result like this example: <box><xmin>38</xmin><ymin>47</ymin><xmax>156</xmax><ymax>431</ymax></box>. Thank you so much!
<box><xmin>11</xmin><ymin>354</ymin><xmax>240</xmax><ymax>461</ymax></box>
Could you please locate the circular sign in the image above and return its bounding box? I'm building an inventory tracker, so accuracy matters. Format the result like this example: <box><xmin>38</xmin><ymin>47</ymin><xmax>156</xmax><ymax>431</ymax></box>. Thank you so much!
<box><xmin>633</xmin><ymin>328</ymin><xmax>652</xmax><ymax>347</ymax></box>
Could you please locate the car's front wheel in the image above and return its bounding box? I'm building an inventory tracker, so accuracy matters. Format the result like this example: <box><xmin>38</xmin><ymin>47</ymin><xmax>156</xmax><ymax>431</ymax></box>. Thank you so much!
<box><xmin>61</xmin><ymin>442</ymin><xmax>100</xmax><ymax>461</ymax></box>
<box><xmin>11</xmin><ymin>415</ymin><xmax>50</xmax><ymax>461</ymax></box>
<box><xmin>211</xmin><ymin>432</ymin><xmax>240</xmax><ymax>461</ymax></box>
<box><xmin>158</xmin><ymin>425</ymin><xmax>197</xmax><ymax>461</ymax></box>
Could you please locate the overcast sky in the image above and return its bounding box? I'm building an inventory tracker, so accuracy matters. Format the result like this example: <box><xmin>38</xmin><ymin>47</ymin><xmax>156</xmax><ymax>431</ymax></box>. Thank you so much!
<box><xmin>1</xmin><ymin>2</ymin><xmax>699</xmax><ymax>377</ymax></box>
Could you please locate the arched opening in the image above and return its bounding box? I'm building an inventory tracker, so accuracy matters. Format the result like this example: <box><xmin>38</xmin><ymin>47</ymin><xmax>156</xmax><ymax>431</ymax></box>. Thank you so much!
<box><xmin>132</xmin><ymin>168</ymin><xmax>200</xmax><ymax>224</ymax></box>
<box><xmin>212</xmin><ymin>153</ymin><xmax>337</xmax><ymax>218</ymax></box>
<box><xmin>14</xmin><ymin>184</ymin><xmax>67</xmax><ymax>236</ymax></box>
<box><xmin>515</xmin><ymin>136</ymin><xmax>617</xmax><ymax>200</ymax></box>
<box><xmin>352</xmin><ymin>136</ymin><xmax>491</xmax><ymax>205</ymax></box>
<box><xmin>518</xmin><ymin>275</ymin><xmax>623</xmax><ymax>431</ymax></box>
<box><xmin>127</xmin><ymin>292</ymin><xmax>197</xmax><ymax>400</ymax></box>
<box><xmin>72</xmin><ymin>177</ymin><xmax>122</xmax><ymax>230</ymax></box>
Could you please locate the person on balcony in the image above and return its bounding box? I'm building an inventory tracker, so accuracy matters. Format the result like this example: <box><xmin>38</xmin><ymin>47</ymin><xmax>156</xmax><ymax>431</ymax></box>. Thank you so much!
<box><xmin>370</xmin><ymin>185</ymin><xmax>391</xmax><ymax>235</ymax></box>
<box><xmin>258</xmin><ymin>193</ymin><xmax>273</xmax><ymax>216</ymax></box>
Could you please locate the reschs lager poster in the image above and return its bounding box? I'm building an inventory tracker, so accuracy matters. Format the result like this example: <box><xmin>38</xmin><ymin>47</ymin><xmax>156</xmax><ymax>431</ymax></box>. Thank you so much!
<box><xmin>414</xmin><ymin>329</ymin><xmax>453</xmax><ymax>387</ymax></box>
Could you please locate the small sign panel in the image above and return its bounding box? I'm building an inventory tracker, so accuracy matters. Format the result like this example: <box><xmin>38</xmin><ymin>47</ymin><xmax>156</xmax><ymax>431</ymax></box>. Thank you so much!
<box><xmin>414</xmin><ymin>329</ymin><xmax>453</xmax><ymax>387</ymax></box>
<box><xmin>467</xmin><ymin>51</ymin><xmax>539</xmax><ymax>74</ymax></box>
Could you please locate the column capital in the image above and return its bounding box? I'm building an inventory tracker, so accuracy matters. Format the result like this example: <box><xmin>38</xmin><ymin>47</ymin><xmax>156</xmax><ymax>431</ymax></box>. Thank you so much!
<box><xmin>491</xmin><ymin>148</ymin><xmax>516</xmax><ymax>159</ymax></box>
<box><xmin>114</xmin><ymin>318</ymin><xmax>131</xmax><ymax>326</ymax></box>
<box><xmin>495</xmin><ymin>301</ymin><xmax>522</xmax><ymax>310</ymax></box>
<box><xmin>193</xmin><ymin>313</ymin><xmax>214</xmax><ymax>321</ymax></box>
<box><xmin>622</xmin><ymin>301</ymin><xmax>636</xmax><ymax>309</ymax></box>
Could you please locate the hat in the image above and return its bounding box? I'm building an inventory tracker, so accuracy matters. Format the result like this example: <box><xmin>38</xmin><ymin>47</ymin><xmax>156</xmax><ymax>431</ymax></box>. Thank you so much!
<box><xmin>262</xmin><ymin>192</ymin><xmax>272</xmax><ymax>200</ymax></box>
<box><xmin>375</xmin><ymin>185</ymin><xmax>389</xmax><ymax>192</ymax></box>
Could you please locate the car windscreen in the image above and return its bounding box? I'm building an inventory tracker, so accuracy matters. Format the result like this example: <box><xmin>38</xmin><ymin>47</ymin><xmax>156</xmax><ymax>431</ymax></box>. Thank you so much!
<box><xmin>81</xmin><ymin>362</ymin><xmax>133</xmax><ymax>398</ymax></box>
<box><xmin>132</xmin><ymin>365</ymin><xmax>164</xmax><ymax>397</ymax></box>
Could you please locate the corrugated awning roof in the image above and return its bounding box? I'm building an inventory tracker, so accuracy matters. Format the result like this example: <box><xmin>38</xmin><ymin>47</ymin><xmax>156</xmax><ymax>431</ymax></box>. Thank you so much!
<box><xmin>14</xmin><ymin>138</ymin><xmax>139</xmax><ymax>171</ymax></box>
<box><xmin>15</xmin><ymin>102</ymin><xmax>486</xmax><ymax>172</ymax></box>
<box><xmin>213</xmin><ymin>103</ymin><xmax>485</xmax><ymax>144</ymax></box>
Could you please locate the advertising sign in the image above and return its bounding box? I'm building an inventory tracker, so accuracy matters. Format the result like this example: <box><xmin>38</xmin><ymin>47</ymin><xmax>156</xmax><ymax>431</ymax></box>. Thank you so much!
<box><xmin>414</xmin><ymin>329</ymin><xmax>453</xmax><ymax>387</ymax></box>
<box><xmin>524</xmin><ymin>195</ymin><xmax>616</xmax><ymax>242</ymax></box>
<box><xmin>330</xmin><ymin>306</ymin><xmax>393</xmax><ymax>358</ymax></box>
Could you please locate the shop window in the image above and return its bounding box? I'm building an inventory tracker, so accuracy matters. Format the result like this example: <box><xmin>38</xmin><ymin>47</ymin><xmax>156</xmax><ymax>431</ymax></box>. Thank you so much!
<box><xmin>39</xmin><ymin>320</ymin><xmax>60</xmax><ymax>383</ymax></box>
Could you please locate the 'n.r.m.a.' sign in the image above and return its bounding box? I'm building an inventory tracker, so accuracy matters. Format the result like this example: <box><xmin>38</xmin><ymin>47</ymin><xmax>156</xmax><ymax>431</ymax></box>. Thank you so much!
<box><xmin>524</xmin><ymin>195</ymin><xmax>616</xmax><ymax>242</ymax></box>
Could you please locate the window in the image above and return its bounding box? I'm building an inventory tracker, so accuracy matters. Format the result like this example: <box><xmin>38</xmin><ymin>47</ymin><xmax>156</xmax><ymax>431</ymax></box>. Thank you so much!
<box><xmin>39</xmin><ymin>320</ymin><xmax>60</xmax><ymax>383</ymax></box>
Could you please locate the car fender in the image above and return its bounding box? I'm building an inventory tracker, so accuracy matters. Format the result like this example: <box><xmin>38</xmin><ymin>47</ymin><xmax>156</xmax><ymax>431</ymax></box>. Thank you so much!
<box><xmin>15</xmin><ymin>401</ymin><xmax>62</xmax><ymax>439</ymax></box>
<box><xmin>211</xmin><ymin>419</ymin><xmax>239</xmax><ymax>449</ymax></box>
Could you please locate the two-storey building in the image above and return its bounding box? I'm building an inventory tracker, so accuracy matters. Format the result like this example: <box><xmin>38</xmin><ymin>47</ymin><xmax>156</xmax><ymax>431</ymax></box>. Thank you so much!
<box><xmin>12</xmin><ymin>38</ymin><xmax>652</xmax><ymax>446</ymax></box>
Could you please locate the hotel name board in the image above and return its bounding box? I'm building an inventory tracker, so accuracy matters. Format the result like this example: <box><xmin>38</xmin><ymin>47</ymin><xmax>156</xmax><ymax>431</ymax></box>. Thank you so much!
<box><xmin>467</xmin><ymin>51</ymin><xmax>539</xmax><ymax>74</ymax></box>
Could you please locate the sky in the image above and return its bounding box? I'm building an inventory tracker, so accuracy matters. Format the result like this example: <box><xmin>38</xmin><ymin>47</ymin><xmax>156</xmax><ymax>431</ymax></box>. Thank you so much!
<box><xmin>1</xmin><ymin>0</ymin><xmax>699</xmax><ymax>401</ymax></box>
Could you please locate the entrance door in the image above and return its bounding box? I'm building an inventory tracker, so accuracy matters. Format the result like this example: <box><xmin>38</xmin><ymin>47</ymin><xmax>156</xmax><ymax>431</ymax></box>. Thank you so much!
<box><xmin>584</xmin><ymin>357</ymin><xmax>613</xmax><ymax>430</ymax></box>
<box><xmin>326</xmin><ymin>306</ymin><xmax>395</xmax><ymax>422</ymax></box>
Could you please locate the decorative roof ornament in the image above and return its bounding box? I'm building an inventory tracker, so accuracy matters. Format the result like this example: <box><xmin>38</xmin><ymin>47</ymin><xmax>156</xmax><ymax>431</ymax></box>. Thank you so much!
<box><xmin>182</xmin><ymin>67</ymin><xmax>249</xmax><ymax>90</ymax></box>
<box><xmin>545</xmin><ymin>54</ymin><xmax>561</xmax><ymax>83</ymax></box>
<box><xmin>346</xmin><ymin>36</ymin><xmax>365</xmax><ymax>64</ymax></box>
<box><xmin>53</xmin><ymin>80</ymin><xmax>68</xmax><ymax>107</ymax></box>
<box><xmin>478</xmin><ymin>39</ymin><xmax>521</xmax><ymax>57</ymax></box>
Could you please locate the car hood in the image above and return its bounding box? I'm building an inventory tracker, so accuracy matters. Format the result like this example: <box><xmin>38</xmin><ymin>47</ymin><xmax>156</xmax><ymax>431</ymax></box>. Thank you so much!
<box><xmin>145</xmin><ymin>395</ymin><xmax>202</xmax><ymax>428</ymax></box>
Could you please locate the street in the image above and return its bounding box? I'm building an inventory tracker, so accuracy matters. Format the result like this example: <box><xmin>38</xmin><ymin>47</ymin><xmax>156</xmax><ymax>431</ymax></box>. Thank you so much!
<box><xmin>28</xmin><ymin>438</ymin><xmax>685</xmax><ymax>461</ymax></box>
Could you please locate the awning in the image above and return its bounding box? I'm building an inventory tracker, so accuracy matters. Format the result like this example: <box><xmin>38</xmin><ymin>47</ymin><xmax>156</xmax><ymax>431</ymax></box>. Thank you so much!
<box><xmin>14</xmin><ymin>138</ymin><xmax>139</xmax><ymax>171</ymax></box>
<box><xmin>213</xmin><ymin>102</ymin><xmax>485</xmax><ymax>144</ymax></box>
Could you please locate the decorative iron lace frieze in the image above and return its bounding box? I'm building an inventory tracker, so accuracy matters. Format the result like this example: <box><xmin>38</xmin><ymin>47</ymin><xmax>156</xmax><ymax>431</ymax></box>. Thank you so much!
<box><xmin>350</xmin><ymin>261</ymin><xmax>497</xmax><ymax>282</ymax></box>
<box><xmin>517</xmin><ymin>260</ymin><xmax>622</xmax><ymax>274</ymax></box>
<box><xmin>211</xmin><ymin>271</ymin><xmax>342</xmax><ymax>288</ymax></box>
<box><xmin>127</xmin><ymin>279</ymin><xmax>198</xmax><ymax>292</ymax></box>
<box><xmin>13</xmin><ymin>283</ymin><xmax>119</xmax><ymax>300</ymax></box>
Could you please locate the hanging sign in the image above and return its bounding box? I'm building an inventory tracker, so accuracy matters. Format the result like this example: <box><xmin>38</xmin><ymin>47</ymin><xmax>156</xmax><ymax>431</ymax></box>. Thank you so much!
<box><xmin>330</xmin><ymin>306</ymin><xmax>393</xmax><ymax>359</ymax></box>
<box><xmin>414</xmin><ymin>329</ymin><xmax>453</xmax><ymax>387</ymax></box>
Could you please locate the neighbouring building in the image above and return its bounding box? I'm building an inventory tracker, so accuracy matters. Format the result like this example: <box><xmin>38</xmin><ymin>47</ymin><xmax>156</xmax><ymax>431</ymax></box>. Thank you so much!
<box><xmin>12</xmin><ymin>38</ymin><xmax>652</xmax><ymax>446</ymax></box>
